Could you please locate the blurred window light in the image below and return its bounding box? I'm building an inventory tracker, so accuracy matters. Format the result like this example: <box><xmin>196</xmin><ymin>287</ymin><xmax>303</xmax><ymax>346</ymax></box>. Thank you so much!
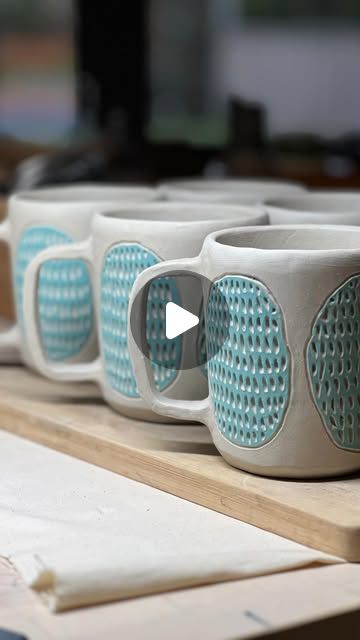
<box><xmin>242</xmin><ymin>0</ymin><xmax>360</xmax><ymax>20</ymax></box>
<box><xmin>0</xmin><ymin>0</ymin><xmax>75</xmax><ymax>143</ymax></box>
<box><xmin>148</xmin><ymin>0</ymin><xmax>360</xmax><ymax>144</ymax></box>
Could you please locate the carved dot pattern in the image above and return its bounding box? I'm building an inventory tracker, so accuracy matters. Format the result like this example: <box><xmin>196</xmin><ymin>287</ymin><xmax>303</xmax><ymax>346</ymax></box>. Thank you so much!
<box><xmin>100</xmin><ymin>243</ymin><xmax>181</xmax><ymax>398</ymax></box>
<box><xmin>197</xmin><ymin>301</ymin><xmax>208</xmax><ymax>376</ymax></box>
<box><xmin>207</xmin><ymin>275</ymin><xmax>290</xmax><ymax>447</ymax></box>
<box><xmin>307</xmin><ymin>274</ymin><xmax>360</xmax><ymax>451</ymax></box>
<box><xmin>15</xmin><ymin>226</ymin><xmax>93</xmax><ymax>361</ymax></box>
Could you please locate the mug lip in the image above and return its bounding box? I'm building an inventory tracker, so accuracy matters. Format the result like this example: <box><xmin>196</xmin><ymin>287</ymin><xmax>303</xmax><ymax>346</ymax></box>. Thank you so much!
<box><xmin>265</xmin><ymin>190</ymin><xmax>360</xmax><ymax>215</ymax></box>
<box><xmin>9</xmin><ymin>183</ymin><xmax>156</xmax><ymax>206</ymax></box>
<box><xmin>208</xmin><ymin>223</ymin><xmax>360</xmax><ymax>254</ymax></box>
<box><xmin>159</xmin><ymin>177</ymin><xmax>304</xmax><ymax>192</ymax></box>
<box><xmin>94</xmin><ymin>201</ymin><xmax>264</xmax><ymax>224</ymax></box>
<box><xmin>158</xmin><ymin>188</ymin><xmax>264</xmax><ymax>205</ymax></box>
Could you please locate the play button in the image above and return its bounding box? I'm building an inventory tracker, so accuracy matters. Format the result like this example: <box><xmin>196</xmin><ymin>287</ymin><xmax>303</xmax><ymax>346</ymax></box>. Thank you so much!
<box><xmin>129</xmin><ymin>270</ymin><xmax>230</xmax><ymax>372</ymax></box>
<box><xmin>165</xmin><ymin>302</ymin><xmax>199</xmax><ymax>340</ymax></box>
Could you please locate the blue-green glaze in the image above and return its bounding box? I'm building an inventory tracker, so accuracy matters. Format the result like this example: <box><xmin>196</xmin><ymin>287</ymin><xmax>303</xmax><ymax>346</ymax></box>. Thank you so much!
<box><xmin>100</xmin><ymin>242</ymin><xmax>181</xmax><ymax>398</ymax></box>
<box><xmin>307</xmin><ymin>274</ymin><xmax>360</xmax><ymax>451</ymax></box>
<box><xmin>15</xmin><ymin>226</ymin><xmax>93</xmax><ymax>361</ymax></box>
<box><xmin>207</xmin><ymin>275</ymin><xmax>290</xmax><ymax>447</ymax></box>
<box><xmin>197</xmin><ymin>302</ymin><xmax>208</xmax><ymax>377</ymax></box>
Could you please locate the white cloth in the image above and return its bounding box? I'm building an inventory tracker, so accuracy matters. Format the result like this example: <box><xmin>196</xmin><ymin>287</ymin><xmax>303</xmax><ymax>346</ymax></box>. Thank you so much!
<box><xmin>0</xmin><ymin>431</ymin><xmax>341</xmax><ymax>611</ymax></box>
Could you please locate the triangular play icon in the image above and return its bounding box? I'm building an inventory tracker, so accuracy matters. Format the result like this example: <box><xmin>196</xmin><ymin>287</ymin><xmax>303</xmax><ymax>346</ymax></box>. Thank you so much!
<box><xmin>165</xmin><ymin>302</ymin><xmax>199</xmax><ymax>340</ymax></box>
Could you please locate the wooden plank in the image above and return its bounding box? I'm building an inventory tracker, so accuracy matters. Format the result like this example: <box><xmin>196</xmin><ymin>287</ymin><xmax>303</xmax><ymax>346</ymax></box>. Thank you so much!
<box><xmin>0</xmin><ymin>366</ymin><xmax>360</xmax><ymax>560</ymax></box>
<box><xmin>1</xmin><ymin>558</ymin><xmax>360</xmax><ymax>640</ymax></box>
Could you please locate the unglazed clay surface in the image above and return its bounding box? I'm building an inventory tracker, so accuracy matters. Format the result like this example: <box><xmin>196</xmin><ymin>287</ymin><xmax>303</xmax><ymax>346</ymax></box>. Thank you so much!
<box><xmin>100</xmin><ymin>242</ymin><xmax>181</xmax><ymax>398</ymax></box>
<box><xmin>15</xmin><ymin>225</ymin><xmax>93</xmax><ymax>361</ymax></box>
<box><xmin>266</xmin><ymin>192</ymin><xmax>360</xmax><ymax>226</ymax></box>
<box><xmin>307</xmin><ymin>274</ymin><xmax>360</xmax><ymax>451</ymax></box>
<box><xmin>207</xmin><ymin>275</ymin><xmax>290</xmax><ymax>447</ymax></box>
<box><xmin>128</xmin><ymin>225</ymin><xmax>360</xmax><ymax>475</ymax></box>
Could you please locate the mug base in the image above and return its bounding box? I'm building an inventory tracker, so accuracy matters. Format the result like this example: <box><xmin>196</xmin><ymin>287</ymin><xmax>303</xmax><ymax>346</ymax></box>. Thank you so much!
<box><xmin>105</xmin><ymin>396</ymin><xmax>195</xmax><ymax>425</ymax></box>
<box><xmin>218</xmin><ymin>447</ymin><xmax>360</xmax><ymax>479</ymax></box>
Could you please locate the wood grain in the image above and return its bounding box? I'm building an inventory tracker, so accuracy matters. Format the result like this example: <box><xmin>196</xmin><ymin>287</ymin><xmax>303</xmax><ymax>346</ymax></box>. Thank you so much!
<box><xmin>0</xmin><ymin>366</ymin><xmax>360</xmax><ymax>560</ymax></box>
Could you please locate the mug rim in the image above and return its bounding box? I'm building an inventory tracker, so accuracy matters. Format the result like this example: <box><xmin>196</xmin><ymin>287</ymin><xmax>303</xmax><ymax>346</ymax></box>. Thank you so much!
<box><xmin>210</xmin><ymin>223</ymin><xmax>360</xmax><ymax>254</ymax></box>
<box><xmin>159</xmin><ymin>177</ymin><xmax>304</xmax><ymax>192</ymax></box>
<box><xmin>9</xmin><ymin>184</ymin><xmax>156</xmax><ymax>206</ymax></box>
<box><xmin>265</xmin><ymin>191</ymin><xmax>360</xmax><ymax>215</ymax></box>
<box><xmin>95</xmin><ymin>201</ymin><xmax>264</xmax><ymax>224</ymax></box>
<box><xmin>159</xmin><ymin>188</ymin><xmax>264</xmax><ymax>205</ymax></box>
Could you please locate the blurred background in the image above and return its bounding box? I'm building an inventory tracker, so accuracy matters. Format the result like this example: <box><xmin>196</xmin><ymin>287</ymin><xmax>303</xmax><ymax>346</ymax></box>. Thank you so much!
<box><xmin>1</xmin><ymin>0</ymin><xmax>360</xmax><ymax>189</ymax></box>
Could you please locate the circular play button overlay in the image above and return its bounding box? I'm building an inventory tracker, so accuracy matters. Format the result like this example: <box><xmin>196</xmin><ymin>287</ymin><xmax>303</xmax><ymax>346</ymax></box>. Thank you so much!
<box><xmin>129</xmin><ymin>270</ymin><xmax>231</xmax><ymax>372</ymax></box>
<box><xmin>165</xmin><ymin>301</ymin><xmax>199</xmax><ymax>340</ymax></box>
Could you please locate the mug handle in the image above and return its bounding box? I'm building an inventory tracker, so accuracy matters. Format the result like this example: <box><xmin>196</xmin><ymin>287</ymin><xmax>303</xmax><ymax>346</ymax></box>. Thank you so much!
<box><xmin>128</xmin><ymin>256</ymin><xmax>211</xmax><ymax>424</ymax></box>
<box><xmin>0</xmin><ymin>219</ymin><xmax>21</xmax><ymax>363</ymax></box>
<box><xmin>23</xmin><ymin>239</ymin><xmax>102</xmax><ymax>383</ymax></box>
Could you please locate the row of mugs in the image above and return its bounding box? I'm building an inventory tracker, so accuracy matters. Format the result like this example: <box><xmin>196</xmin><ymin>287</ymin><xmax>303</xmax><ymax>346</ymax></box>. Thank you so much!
<box><xmin>1</xmin><ymin>180</ymin><xmax>360</xmax><ymax>479</ymax></box>
<box><xmin>1</xmin><ymin>178</ymin><xmax>305</xmax><ymax>366</ymax></box>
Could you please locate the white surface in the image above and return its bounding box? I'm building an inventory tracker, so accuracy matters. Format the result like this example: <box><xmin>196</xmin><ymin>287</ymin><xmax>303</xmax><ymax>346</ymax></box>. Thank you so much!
<box><xmin>0</xmin><ymin>430</ymin><xmax>341</xmax><ymax>612</ymax></box>
<box><xmin>165</xmin><ymin>301</ymin><xmax>199</xmax><ymax>339</ymax></box>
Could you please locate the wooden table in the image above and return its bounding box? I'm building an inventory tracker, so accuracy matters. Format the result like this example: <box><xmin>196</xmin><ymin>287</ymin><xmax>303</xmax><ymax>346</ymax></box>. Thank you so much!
<box><xmin>2</xmin><ymin>366</ymin><xmax>360</xmax><ymax>562</ymax></box>
<box><xmin>1</xmin><ymin>556</ymin><xmax>360</xmax><ymax>638</ymax></box>
<box><xmin>1</xmin><ymin>350</ymin><xmax>360</xmax><ymax>637</ymax></box>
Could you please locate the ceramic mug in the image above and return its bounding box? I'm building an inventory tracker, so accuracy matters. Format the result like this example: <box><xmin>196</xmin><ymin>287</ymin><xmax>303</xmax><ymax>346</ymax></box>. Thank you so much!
<box><xmin>24</xmin><ymin>202</ymin><xmax>267</xmax><ymax>421</ymax></box>
<box><xmin>129</xmin><ymin>224</ymin><xmax>360</xmax><ymax>477</ymax></box>
<box><xmin>0</xmin><ymin>184</ymin><xmax>156</xmax><ymax>366</ymax></box>
<box><xmin>266</xmin><ymin>192</ymin><xmax>360</xmax><ymax>225</ymax></box>
<box><xmin>159</xmin><ymin>178</ymin><xmax>305</xmax><ymax>203</ymax></box>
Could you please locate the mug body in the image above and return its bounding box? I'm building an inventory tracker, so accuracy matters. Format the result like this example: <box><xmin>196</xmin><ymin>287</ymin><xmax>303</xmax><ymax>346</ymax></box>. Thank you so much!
<box><xmin>159</xmin><ymin>178</ymin><xmax>305</xmax><ymax>203</ymax></box>
<box><xmin>90</xmin><ymin>202</ymin><xmax>267</xmax><ymax>421</ymax></box>
<box><xmin>199</xmin><ymin>225</ymin><xmax>360</xmax><ymax>477</ymax></box>
<box><xmin>266</xmin><ymin>192</ymin><xmax>360</xmax><ymax>225</ymax></box>
<box><xmin>7</xmin><ymin>185</ymin><xmax>156</xmax><ymax>367</ymax></box>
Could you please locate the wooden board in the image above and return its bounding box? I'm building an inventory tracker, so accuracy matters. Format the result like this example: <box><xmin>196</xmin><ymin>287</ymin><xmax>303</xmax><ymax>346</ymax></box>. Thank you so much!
<box><xmin>0</xmin><ymin>366</ymin><xmax>360</xmax><ymax>561</ymax></box>
<box><xmin>2</xmin><ymin>558</ymin><xmax>360</xmax><ymax>639</ymax></box>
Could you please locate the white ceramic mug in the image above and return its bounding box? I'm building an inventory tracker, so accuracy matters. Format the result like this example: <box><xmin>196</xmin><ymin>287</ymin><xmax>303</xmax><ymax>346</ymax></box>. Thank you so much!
<box><xmin>129</xmin><ymin>224</ymin><xmax>360</xmax><ymax>477</ymax></box>
<box><xmin>0</xmin><ymin>184</ymin><xmax>156</xmax><ymax>366</ymax></box>
<box><xmin>159</xmin><ymin>177</ymin><xmax>306</xmax><ymax>203</ymax></box>
<box><xmin>24</xmin><ymin>202</ymin><xmax>267</xmax><ymax>421</ymax></box>
<box><xmin>266</xmin><ymin>192</ymin><xmax>360</xmax><ymax>225</ymax></box>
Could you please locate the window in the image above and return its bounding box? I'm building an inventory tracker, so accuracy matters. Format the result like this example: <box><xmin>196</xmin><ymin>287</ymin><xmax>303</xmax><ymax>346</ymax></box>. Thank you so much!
<box><xmin>0</xmin><ymin>0</ymin><xmax>75</xmax><ymax>142</ymax></box>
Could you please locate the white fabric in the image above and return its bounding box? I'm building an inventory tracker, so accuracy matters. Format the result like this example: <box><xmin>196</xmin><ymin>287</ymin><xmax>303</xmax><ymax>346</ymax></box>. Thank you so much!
<box><xmin>0</xmin><ymin>431</ymin><xmax>341</xmax><ymax>611</ymax></box>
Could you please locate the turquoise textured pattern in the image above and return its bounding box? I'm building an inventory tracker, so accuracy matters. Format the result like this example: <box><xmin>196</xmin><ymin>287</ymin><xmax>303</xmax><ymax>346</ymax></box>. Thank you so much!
<box><xmin>307</xmin><ymin>274</ymin><xmax>360</xmax><ymax>451</ymax></box>
<box><xmin>100</xmin><ymin>243</ymin><xmax>181</xmax><ymax>398</ymax></box>
<box><xmin>197</xmin><ymin>302</ymin><xmax>208</xmax><ymax>376</ymax></box>
<box><xmin>207</xmin><ymin>275</ymin><xmax>290</xmax><ymax>447</ymax></box>
<box><xmin>15</xmin><ymin>226</ymin><xmax>93</xmax><ymax>361</ymax></box>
